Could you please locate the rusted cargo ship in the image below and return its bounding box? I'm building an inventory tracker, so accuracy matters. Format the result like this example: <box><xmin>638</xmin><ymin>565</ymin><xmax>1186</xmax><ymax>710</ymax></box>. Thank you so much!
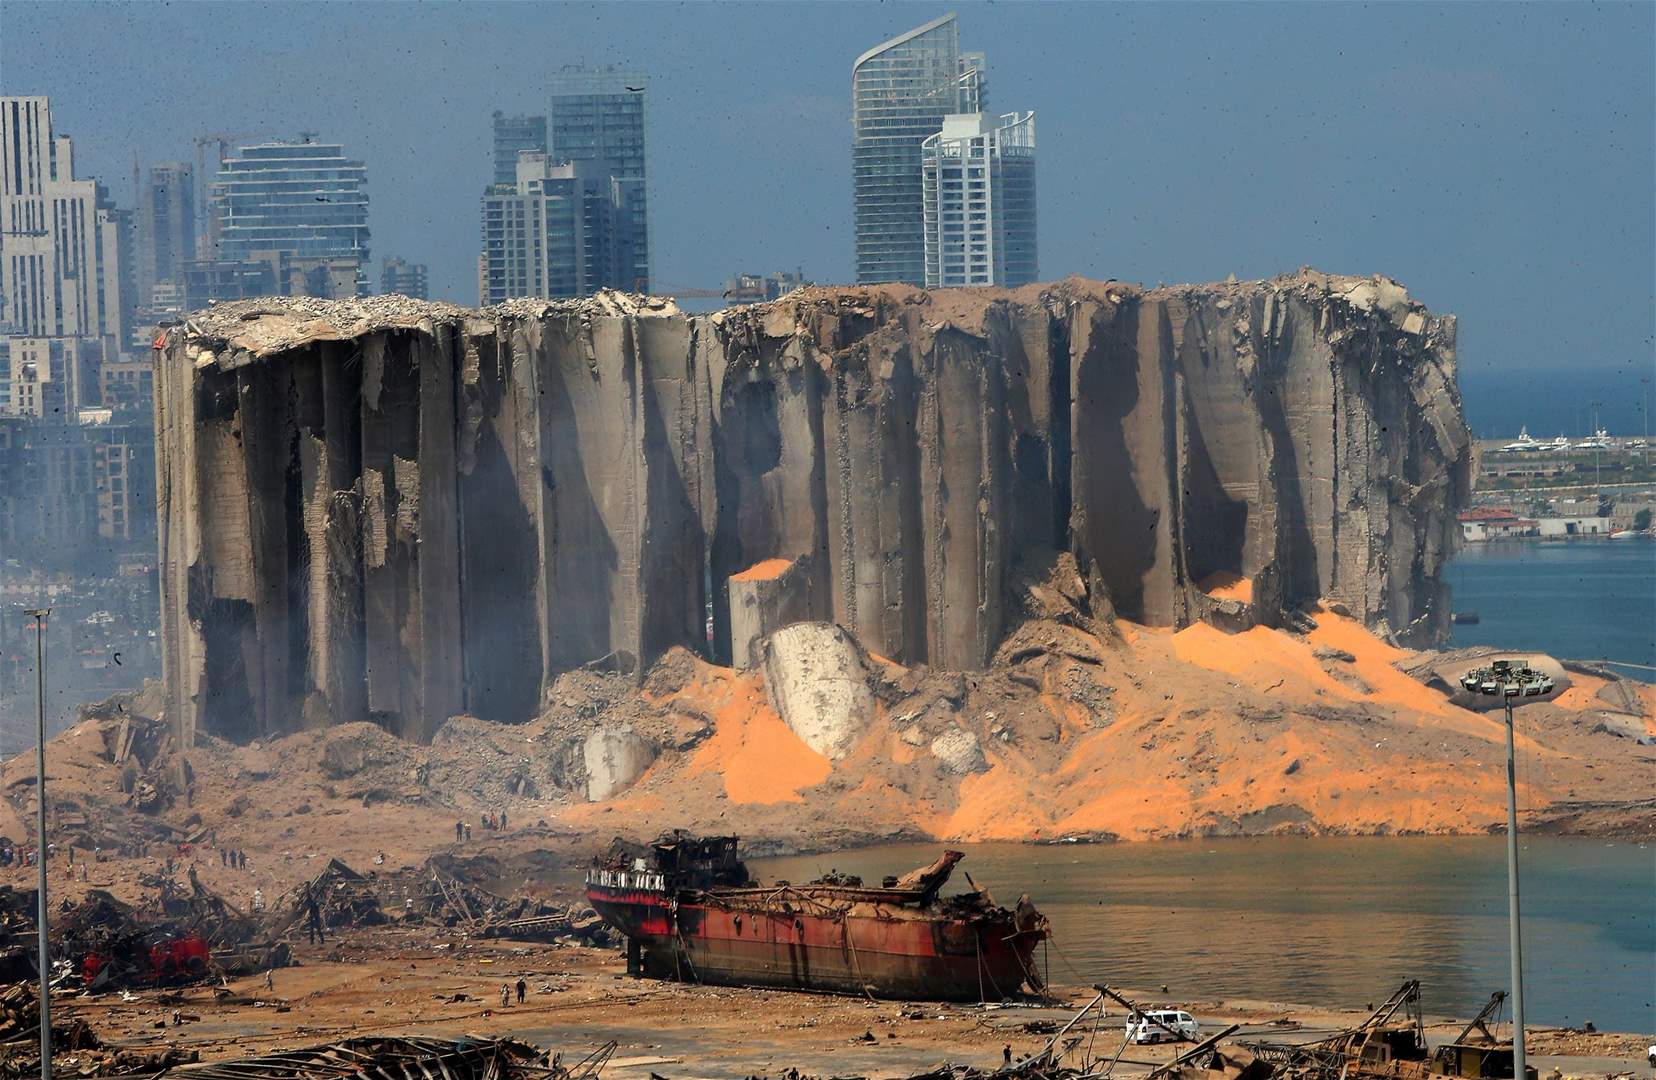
<box><xmin>585</xmin><ymin>835</ymin><xmax>1049</xmax><ymax>1001</ymax></box>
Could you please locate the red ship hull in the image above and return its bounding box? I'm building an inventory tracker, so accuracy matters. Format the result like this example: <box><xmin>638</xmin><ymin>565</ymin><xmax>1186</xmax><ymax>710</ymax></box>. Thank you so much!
<box><xmin>586</xmin><ymin>879</ymin><xmax>1046</xmax><ymax>1001</ymax></box>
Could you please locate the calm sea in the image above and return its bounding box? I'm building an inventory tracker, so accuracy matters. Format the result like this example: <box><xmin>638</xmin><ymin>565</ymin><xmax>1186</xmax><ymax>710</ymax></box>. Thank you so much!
<box><xmin>1446</xmin><ymin>538</ymin><xmax>1656</xmax><ymax>682</ymax></box>
<box><xmin>756</xmin><ymin>837</ymin><xmax>1655</xmax><ymax>1033</ymax></box>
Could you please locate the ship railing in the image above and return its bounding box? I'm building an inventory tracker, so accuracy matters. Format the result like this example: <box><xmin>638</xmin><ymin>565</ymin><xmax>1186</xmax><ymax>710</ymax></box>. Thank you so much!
<box><xmin>586</xmin><ymin>868</ymin><xmax>667</xmax><ymax>892</ymax></box>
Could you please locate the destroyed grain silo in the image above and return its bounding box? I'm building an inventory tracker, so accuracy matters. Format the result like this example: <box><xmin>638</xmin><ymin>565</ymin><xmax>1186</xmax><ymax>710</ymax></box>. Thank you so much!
<box><xmin>152</xmin><ymin>273</ymin><xmax>1471</xmax><ymax>745</ymax></box>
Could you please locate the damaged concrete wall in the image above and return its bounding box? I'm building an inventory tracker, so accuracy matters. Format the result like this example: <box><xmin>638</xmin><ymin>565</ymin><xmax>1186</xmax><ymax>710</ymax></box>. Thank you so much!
<box><xmin>154</xmin><ymin>271</ymin><xmax>1470</xmax><ymax>744</ymax></box>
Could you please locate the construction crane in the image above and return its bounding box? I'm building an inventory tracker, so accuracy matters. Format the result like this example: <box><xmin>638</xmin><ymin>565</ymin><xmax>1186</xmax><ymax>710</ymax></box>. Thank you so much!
<box><xmin>1242</xmin><ymin>980</ymin><xmax>1427</xmax><ymax>1080</ymax></box>
<box><xmin>640</xmin><ymin>274</ymin><xmax>810</xmax><ymax>304</ymax></box>
<box><xmin>1448</xmin><ymin>992</ymin><xmax>1509</xmax><ymax>1047</ymax></box>
<box><xmin>634</xmin><ymin>278</ymin><xmax>729</xmax><ymax>299</ymax></box>
<box><xmin>192</xmin><ymin>132</ymin><xmax>267</xmax><ymax>255</ymax></box>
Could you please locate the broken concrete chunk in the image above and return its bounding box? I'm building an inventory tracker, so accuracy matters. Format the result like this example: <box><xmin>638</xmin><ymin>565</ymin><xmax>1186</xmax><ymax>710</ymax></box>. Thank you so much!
<box><xmin>581</xmin><ymin>725</ymin><xmax>657</xmax><ymax>802</ymax></box>
<box><xmin>727</xmin><ymin>555</ymin><xmax>817</xmax><ymax>670</ymax></box>
<box><xmin>930</xmin><ymin>728</ymin><xmax>988</xmax><ymax>775</ymax></box>
<box><xmin>761</xmin><ymin>623</ymin><xmax>874</xmax><ymax>761</ymax></box>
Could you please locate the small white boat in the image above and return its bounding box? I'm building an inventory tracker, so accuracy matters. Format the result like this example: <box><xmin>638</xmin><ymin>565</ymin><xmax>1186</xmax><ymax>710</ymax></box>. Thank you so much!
<box><xmin>1575</xmin><ymin>428</ymin><xmax>1613</xmax><ymax>450</ymax></box>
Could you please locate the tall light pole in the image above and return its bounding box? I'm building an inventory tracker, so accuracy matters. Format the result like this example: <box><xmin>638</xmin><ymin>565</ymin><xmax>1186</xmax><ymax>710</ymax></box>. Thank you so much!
<box><xmin>24</xmin><ymin>608</ymin><xmax>52</xmax><ymax>1080</ymax></box>
<box><xmin>1459</xmin><ymin>658</ymin><xmax>1553</xmax><ymax>1080</ymax></box>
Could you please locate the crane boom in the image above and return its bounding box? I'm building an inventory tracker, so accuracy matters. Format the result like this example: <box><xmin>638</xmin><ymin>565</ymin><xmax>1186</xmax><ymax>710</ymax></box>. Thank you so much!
<box><xmin>1450</xmin><ymin>991</ymin><xmax>1508</xmax><ymax>1046</ymax></box>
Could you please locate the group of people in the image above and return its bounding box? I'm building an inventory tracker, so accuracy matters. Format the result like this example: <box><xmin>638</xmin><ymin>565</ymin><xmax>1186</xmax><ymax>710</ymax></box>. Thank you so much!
<box><xmin>453</xmin><ymin>809</ymin><xmax>510</xmax><ymax>843</ymax></box>
<box><xmin>0</xmin><ymin>845</ymin><xmax>40</xmax><ymax>868</ymax></box>
<box><xmin>498</xmin><ymin>978</ymin><xmax>527</xmax><ymax>1007</ymax></box>
<box><xmin>220</xmin><ymin>848</ymin><xmax>249</xmax><ymax>869</ymax></box>
<box><xmin>0</xmin><ymin>841</ymin><xmax>104</xmax><ymax>873</ymax></box>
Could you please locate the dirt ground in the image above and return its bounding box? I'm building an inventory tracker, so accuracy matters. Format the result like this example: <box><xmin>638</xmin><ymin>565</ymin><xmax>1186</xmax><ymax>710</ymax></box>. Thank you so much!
<box><xmin>44</xmin><ymin>930</ymin><xmax>1653</xmax><ymax>1080</ymax></box>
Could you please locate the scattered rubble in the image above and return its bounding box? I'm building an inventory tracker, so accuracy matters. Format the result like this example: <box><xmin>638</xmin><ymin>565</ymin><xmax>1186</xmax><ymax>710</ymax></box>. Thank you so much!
<box><xmin>262</xmin><ymin>856</ymin><xmax>617</xmax><ymax>948</ymax></box>
<box><xmin>156</xmin><ymin>1035</ymin><xmax>551</xmax><ymax>1080</ymax></box>
<box><xmin>0</xmin><ymin>983</ymin><xmax>111</xmax><ymax>1078</ymax></box>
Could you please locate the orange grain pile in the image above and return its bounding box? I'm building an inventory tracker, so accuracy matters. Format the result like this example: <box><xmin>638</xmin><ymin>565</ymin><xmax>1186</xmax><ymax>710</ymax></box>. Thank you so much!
<box><xmin>677</xmin><ymin>669</ymin><xmax>831</xmax><ymax>804</ymax></box>
<box><xmin>729</xmin><ymin>558</ymin><xmax>793</xmax><ymax>583</ymax></box>
<box><xmin>1198</xmin><ymin>571</ymin><xmax>1254</xmax><ymax>603</ymax></box>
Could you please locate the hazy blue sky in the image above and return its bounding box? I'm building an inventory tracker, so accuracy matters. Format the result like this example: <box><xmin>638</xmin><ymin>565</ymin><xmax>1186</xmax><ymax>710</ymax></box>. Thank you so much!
<box><xmin>8</xmin><ymin>1</ymin><xmax>1653</xmax><ymax>423</ymax></box>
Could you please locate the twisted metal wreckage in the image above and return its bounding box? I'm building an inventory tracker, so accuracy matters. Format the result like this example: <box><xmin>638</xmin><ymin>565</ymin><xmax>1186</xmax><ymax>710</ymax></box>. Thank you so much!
<box><xmin>1000</xmin><ymin>980</ymin><xmax>1529</xmax><ymax>1080</ymax></box>
<box><xmin>148</xmin><ymin>1036</ymin><xmax>613</xmax><ymax>1080</ymax></box>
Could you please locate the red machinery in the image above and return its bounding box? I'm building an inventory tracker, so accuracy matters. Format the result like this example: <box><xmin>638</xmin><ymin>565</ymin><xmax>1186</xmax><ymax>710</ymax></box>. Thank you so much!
<box><xmin>81</xmin><ymin>931</ymin><xmax>210</xmax><ymax>989</ymax></box>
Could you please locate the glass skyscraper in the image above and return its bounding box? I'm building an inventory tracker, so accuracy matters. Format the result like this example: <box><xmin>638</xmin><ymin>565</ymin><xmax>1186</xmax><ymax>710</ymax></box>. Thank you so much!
<box><xmin>481</xmin><ymin>153</ymin><xmax>631</xmax><ymax>304</ymax></box>
<box><xmin>547</xmin><ymin>68</ymin><xmax>649</xmax><ymax>291</ymax></box>
<box><xmin>852</xmin><ymin>14</ymin><xmax>985</xmax><ymax>286</ymax></box>
<box><xmin>210</xmin><ymin>138</ymin><xmax>370</xmax><ymax>294</ymax></box>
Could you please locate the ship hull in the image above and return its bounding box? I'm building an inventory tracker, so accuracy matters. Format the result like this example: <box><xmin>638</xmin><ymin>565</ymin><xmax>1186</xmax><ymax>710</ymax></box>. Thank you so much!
<box><xmin>587</xmin><ymin>884</ymin><xmax>1044</xmax><ymax>1001</ymax></box>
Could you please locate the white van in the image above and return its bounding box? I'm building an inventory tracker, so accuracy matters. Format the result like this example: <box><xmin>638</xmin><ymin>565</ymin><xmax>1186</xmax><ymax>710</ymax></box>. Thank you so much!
<box><xmin>1125</xmin><ymin>1010</ymin><xmax>1200</xmax><ymax>1044</ymax></box>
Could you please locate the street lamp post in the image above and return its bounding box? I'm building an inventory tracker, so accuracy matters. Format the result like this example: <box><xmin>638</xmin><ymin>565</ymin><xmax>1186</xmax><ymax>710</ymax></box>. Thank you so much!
<box><xmin>1459</xmin><ymin>658</ymin><xmax>1553</xmax><ymax>1080</ymax></box>
<box><xmin>24</xmin><ymin>608</ymin><xmax>52</xmax><ymax>1080</ymax></box>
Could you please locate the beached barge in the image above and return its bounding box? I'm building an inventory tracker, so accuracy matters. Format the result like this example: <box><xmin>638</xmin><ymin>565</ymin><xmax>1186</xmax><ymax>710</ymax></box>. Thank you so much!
<box><xmin>585</xmin><ymin>836</ymin><xmax>1049</xmax><ymax>1001</ymax></box>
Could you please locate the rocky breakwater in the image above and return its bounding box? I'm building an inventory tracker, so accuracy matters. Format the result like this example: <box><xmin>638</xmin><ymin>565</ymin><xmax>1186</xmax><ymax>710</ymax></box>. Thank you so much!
<box><xmin>153</xmin><ymin>271</ymin><xmax>1470</xmax><ymax>745</ymax></box>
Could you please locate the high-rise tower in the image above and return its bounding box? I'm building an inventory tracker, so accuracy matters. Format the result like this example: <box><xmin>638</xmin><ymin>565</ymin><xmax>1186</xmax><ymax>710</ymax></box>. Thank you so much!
<box><xmin>210</xmin><ymin>137</ymin><xmax>370</xmax><ymax>296</ymax></box>
<box><xmin>0</xmin><ymin>96</ymin><xmax>129</xmax><ymax>341</ymax></box>
<box><xmin>492</xmin><ymin>112</ymin><xmax>548</xmax><ymax>187</ymax></box>
<box><xmin>135</xmin><ymin>161</ymin><xmax>196</xmax><ymax>314</ymax></box>
<box><xmin>852</xmin><ymin>14</ymin><xmax>985</xmax><ymax>286</ymax></box>
<box><xmin>921</xmin><ymin>111</ymin><xmax>1037</xmax><ymax>288</ymax></box>
<box><xmin>480</xmin><ymin>152</ymin><xmax>632</xmax><ymax>304</ymax></box>
<box><xmin>547</xmin><ymin>68</ymin><xmax>649</xmax><ymax>291</ymax></box>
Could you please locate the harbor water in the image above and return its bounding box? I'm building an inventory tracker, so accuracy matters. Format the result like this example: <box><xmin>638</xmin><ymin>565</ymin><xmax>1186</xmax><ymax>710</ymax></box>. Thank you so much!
<box><xmin>755</xmin><ymin>836</ymin><xmax>1655</xmax><ymax>1033</ymax></box>
<box><xmin>1447</xmin><ymin>538</ymin><xmax>1656</xmax><ymax>681</ymax></box>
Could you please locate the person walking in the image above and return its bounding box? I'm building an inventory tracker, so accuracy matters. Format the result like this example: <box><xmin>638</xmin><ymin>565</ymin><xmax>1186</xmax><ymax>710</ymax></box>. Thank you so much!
<box><xmin>500</xmin><ymin>983</ymin><xmax>511</xmax><ymax>1008</ymax></box>
<box><xmin>455</xmin><ymin>820</ymin><xmax>464</xmax><ymax>843</ymax></box>
<box><xmin>515</xmin><ymin>977</ymin><xmax>526</xmax><ymax>1004</ymax></box>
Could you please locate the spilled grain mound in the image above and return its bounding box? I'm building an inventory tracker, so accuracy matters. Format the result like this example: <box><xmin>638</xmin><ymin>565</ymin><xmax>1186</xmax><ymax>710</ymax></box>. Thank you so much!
<box><xmin>7</xmin><ymin>610</ymin><xmax>1651</xmax><ymax>900</ymax></box>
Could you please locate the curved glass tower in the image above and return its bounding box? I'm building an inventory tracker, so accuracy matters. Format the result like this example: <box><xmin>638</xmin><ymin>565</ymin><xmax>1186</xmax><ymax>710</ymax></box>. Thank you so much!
<box><xmin>852</xmin><ymin>14</ymin><xmax>985</xmax><ymax>286</ymax></box>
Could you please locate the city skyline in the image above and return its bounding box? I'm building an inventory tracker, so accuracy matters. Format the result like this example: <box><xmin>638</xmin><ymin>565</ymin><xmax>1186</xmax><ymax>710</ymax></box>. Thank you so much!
<box><xmin>4</xmin><ymin>3</ymin><xmax>1652</xmax><ymax>406</ymax></box>
<box><xmin>481</xmin><ymin>68</ymin><xmax>652</xmax><ymax>301</ymax></box>
<box><xmin>852</xmin><ymin>12</ymin><xmax>987</xmax><ymax>285</ymax></box>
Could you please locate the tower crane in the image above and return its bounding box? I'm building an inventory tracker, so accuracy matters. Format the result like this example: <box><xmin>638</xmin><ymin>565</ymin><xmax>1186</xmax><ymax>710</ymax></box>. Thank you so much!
<box><xmin>635</xmin><ymin>278</ymin><xmax>730</xmax><ymax>299</ymax></box>
<box><xmin>192</xmin><ymin>132</ymin><xmax>268</xmax><ymax>255</ymax></box>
